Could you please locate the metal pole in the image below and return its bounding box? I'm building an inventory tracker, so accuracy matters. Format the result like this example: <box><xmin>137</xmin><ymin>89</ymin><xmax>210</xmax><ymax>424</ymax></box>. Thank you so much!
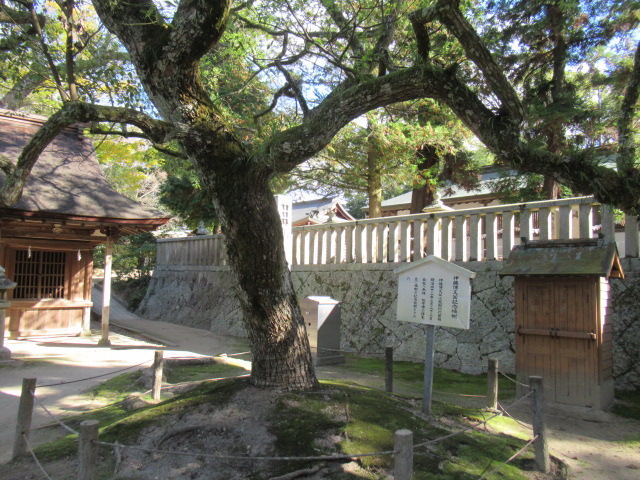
<box><xmin>423</xmin><ymin>324</ymin><xmax>436</xmax><ymax>415</ymax></box>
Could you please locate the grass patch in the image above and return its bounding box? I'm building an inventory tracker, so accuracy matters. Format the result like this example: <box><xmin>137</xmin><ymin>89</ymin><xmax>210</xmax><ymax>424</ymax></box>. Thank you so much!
<box><xmin>612</xmin><ymin>389</ymin><xmax>640</xmax><ymax>420</ymax></box>
<box><xmin>270</xmin><ymin>380</ymin><xmax>533</xmax><ymax>480</ymax></box>
<box><xmin>33</xmin><ymin>378</ymin><xmax>246</xmax><ymax>461</ymax></box>
<box><xmin>343</xmin><ymin>354</ymin><xmax>517</xmax><ymax>399</ymax></box>
<box><xmin>165</xmin><ymin>362</ymin><xmax>247</xmax><ymax>384</ymax></box>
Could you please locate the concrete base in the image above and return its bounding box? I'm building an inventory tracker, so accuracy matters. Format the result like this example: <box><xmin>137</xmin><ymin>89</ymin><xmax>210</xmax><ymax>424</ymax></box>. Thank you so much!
<box><xmin>97</xmin><ymin>337</ymin><xmax>112</xmax><ymax>347</ymax></box>
<box><xmin>79</xmin><ymin>329</ymin><xmax>93</xmax><ymax>337</ymax></box>
<box><xmin>0</xmin><ymin>345</ymin><xmax>11</xmax><ymax>361</ymax></box>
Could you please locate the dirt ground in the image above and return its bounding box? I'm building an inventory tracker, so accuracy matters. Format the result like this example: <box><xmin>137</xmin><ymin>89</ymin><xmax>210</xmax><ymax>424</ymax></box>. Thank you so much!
<box><xmin>0</xmin><ymin>328</ymin><xmax>639</xmax><ymax>479</ymax></box>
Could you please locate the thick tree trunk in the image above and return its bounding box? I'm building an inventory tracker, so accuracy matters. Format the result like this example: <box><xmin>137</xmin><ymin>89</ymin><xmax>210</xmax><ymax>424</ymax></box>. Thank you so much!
<box><xmin>410</xmin><ymin>145</ymin><xmax>439</xmax><ymax>214</ymax></box>
<box><xmin>367</xmin><ymin>135</ymin><xmax>383</xmax><ymax>218</ymax></box>
<box><xmin>208</xmin><ymin>166</ymin><xmax>318</xmax><ymax>390</ymax></box>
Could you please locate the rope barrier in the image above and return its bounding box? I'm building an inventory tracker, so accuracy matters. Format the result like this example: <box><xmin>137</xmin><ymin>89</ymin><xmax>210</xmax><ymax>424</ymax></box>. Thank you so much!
<box><xmin>497</xmin><ymin>401</ymin><xmax>532</xmax><ymax>430</ymax></box>
<box><xmin>413</xmin><ymin>390</ymin><xmax>534</xmax><ymax>450</ymax></box>
<box><xmin>479</xmin><ymin>435</ymin><xmax>539</xmax><ymax>479</ymax></box>
<box><xmin>31</xmin><ymin>392</ymin><xmax>79</xmax><ymax>435</ymax></box>
<box><xmin>22</xmin><ymin>434</ymin><xmax>55</xmax><ymax>480</ymax></box>
<box><xmin>498</xmin><ymin>371</ymin><xmax>530</xmax><ymax>389</ymax></box>
<box><xmin>94</xmin><ymin>440</ymin><xmax>394</xmax><ymax>462</ymax></box>
<box><xmin>37</xmin><ymin>359</ymin><xmax>152</xmax><ymax>388</ymax></box>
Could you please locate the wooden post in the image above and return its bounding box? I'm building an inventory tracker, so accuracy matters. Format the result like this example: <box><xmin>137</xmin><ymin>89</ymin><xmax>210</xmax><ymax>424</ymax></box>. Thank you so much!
<box><xmin>152</xmin><ymin>350</ymin><xmax>164</xmax><ymax>402</ymax></box>
<box><xmin>12</xmin><ymin>378</ymin><xmax>37</xmax><ymax>459</ymax></box>
<box><xmin>98</xmin><ymin>235</ymin><xmax>113</xmax><ymax>347</ymax></box>
<box><xmin>77</xmin><ymin>420</ymin><xmax>99</xmax><ymax>480</ymax></box>
<box><xmin>530</xmin><ymin>376</ymin><xmax>550</xmax><ymax>473</ymax></box>
<box><xmin>385</xmin><ymin>346</ymin><xmax>393</xmax><ymax>393</ymax></box>
<box><xmin>394</xmin><ymin>429</ymin><xmax>413</xmax><ymax>480</ymax></box>
<box><xmin>487</xmin><ymin>358</ymin><xmax>498</xmax><ymax>410</ymax></box>
<box><xmin>423</xmin><ymin>324</ymin><xmax>436</xmax><ymax>415</ymax></box>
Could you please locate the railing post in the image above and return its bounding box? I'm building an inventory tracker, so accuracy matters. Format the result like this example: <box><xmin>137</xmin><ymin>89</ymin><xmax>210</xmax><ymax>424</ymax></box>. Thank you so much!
<box><xmin>539</xmin><ymin>207</ymin><xmax>552</xmax><ymax>241</ymax></box>
<box><xmin>335</xmin><ymin>226</ymin><xmax>344</xmax><ymax>264</ymax></box>
<box><xmin>487</xmin><ymin>358</ymin><xmax>498</xmax><ymax>410</ymax></box>
<box><xmin>558</xmin><ymin>204</ymin><xmax>572</xmax><ymax>240</ymax></box>
<box><xmin>485</xmin><ymin>213</ymin><xmax>497</xmax><ymax>260</ymax></box>
<box><xmin>355</xmin><ymin>223</ymin><xmax>364</xmax><ymax>263</ymax></box>
<box><xmin>579</xmin><ymin>203</ymin><xmax>593</xmax><ymax>239</ymax></box>
<box><xmin>426</xmin><ymin>216</ymin><xmax>438</xmax><ymax>256</ymax></box>
<box><xmin>77</xmin><ymin>420</ymin><xmax>99</xmax><ymax>480</ymax></box>
<box><xmin>454</xmin><ymin>215</ymin><xmax>466</xmax><ymax>261</ymax></box>
<box><xmin>400</xmin><ymin>221</ymin><xmax>410</xmax><ymax>262</ymax></box>
<box><xmin>441</xmin><ymin>216</ymin><xmax>452</xmax><ymax>260</ymax></box>
<box><xmin>502</xmin><ymin>211</ymin><xmax>515</xmax><ymax>259</ymax></box>
<box><xmin>469</xmin><ymin>213</ymin><xmax>482</xmax><ymax>261</ymax></box>
<box><xmin>625</xmin><ymin>215</ymin><xmax>639</xmax><ymax>257</ymax></box>
<box><xmin>12</xmin><ymin>377</ymin><xmax>37</xmax><ymax>459</ymax></box>
<box><xmin>412</xmin><ymin>220</ymin><xmax>424</xmax><ymax>261</ymax></box>
<box><xmin>520</xmin><ymin>207</ymin><xmax>533</xmax><ymax>241</ymax></box>
<box><xmin>377</xmin><ymin>222</ymin><xmax>386</xmax><ymax>263</ymax></box>
<box><xmin>389</xmin><ymin>221</ymin><xmax>399</xmax><ymax>262</ymax></box>
<box><xmin>394</xmin><ymin>429</ymin><xmax>413</xmax><ymax>480</ymax></box>
<box><xmin>366</xmin><ymin>224</ymin><xmax>375</xmax><ymax>263</ymax></box>
<box><xmin>600</xmin><ymin>205</ymin><xmax>615</xmax><ymax>245</ymax></box>
<box><xmin>530</xmin><ymin>376</ymin><xmax>550</xmax><ymax>473</ymax></box>
<box><xmin>152</xmin><ymin>350</ymin><xmax>164</xmax><ymax>402</ymax></box>
<box><xmin>385</xmin><ymin>346</ymin><xmax>393</xmax><ymax>393</ymax></box>
<box><xmin>345</xmin><ymin>225</ymin><xmax>354</xmax><ymax>263</ymax></box>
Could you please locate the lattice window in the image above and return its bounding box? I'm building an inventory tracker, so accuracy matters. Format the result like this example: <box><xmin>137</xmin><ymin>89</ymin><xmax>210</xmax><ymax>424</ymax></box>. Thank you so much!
<box><xmin>13</xmin><ymin>250</ymin><xmax>66</xmax><ymax>299</ymax></box>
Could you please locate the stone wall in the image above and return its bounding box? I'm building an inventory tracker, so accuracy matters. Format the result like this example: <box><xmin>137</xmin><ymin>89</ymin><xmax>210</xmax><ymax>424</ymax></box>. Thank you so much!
<box><xmin>138</xmin><ymin>260</ymin><xmax>640</xmax><ymax>389</ymax></box>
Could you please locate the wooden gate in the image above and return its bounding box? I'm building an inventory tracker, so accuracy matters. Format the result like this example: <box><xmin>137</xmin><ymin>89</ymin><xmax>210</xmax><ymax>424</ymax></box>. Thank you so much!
<box><xmin>502</xmin><ymin>239</ymin><xmax>621</xmax><ymax>410</ymax></box>
<box><xmin>515</xmin><ymin>276</ymin><xmax>611</xmax><ymax>408</ymax></box>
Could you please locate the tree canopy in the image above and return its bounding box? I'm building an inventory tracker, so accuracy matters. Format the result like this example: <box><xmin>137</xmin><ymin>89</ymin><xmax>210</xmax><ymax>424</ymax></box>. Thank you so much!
<box><xmin>0</xmin><ymin>0</ymin><xmax>638</xmax><ymax>390</ymax></box>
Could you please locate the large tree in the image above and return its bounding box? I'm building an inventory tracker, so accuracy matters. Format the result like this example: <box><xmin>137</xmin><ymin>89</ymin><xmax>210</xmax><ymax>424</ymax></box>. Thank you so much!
<box><xmin>0</xmin><ymin>0</ymin><xmax>639</xmax><ymax>390</ymax></box>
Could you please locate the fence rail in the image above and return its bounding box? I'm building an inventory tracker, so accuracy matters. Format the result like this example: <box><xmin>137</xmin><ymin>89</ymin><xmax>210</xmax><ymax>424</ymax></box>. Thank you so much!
<box><xmin>156</xmin><ymin>196</ymin><xmax>640</xmax><ymax>267</ymax></box>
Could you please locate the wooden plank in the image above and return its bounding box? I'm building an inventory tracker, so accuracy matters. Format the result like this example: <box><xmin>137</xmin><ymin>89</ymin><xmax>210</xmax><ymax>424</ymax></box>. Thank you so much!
<box><xmin>579</xmin><ymin>204</ymin><xmax>593</xmax><ymax>238</ymax></box>
<box><xmin>539</xmin><ymin>207</ymin><xmax>552</xmax><ymax>241</ymax></box>
<box><xmin>558</xmin><ymin>205</ymin><xmax>571</xmax><ymax>240</ymax></box>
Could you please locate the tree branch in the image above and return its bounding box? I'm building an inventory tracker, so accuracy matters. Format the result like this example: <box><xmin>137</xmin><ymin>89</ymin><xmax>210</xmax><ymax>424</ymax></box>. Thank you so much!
<box><xmin>618</xmin><ymin>40</ymin><xmax>640</xmax><ymax>174</ymax></box>
<box><xmin>0</xmin><ymin>102</ymin><xmax>174</xmax><ymax>206</ymax></box>
<box><xmin>167</xmin><ymin>0</ymin><xmax>232</xmax><ymax>66</ymax></box>
<box><xmin>419</xmin><ymin>0</ymin><xmax>524</xmax><ymax>121</ymax></box>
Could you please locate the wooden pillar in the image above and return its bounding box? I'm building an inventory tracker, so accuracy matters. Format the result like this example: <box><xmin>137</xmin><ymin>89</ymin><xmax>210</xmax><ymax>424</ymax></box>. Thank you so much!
<box><xmin>98</xmin><ymin>235</ymin><xmax>113</xmax><ymax>347</ymax></box>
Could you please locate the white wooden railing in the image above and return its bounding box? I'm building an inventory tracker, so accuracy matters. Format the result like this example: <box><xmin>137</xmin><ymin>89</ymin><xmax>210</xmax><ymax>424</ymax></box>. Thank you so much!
<box><xmin>291</xmin><ymin>196</ymin><xmax>639</xmax><ymax>265</ymax></box>
<box><xmin>156</xmin><ymin>196</ymin><xmax>640</xmax><ymax>267</ymax></box>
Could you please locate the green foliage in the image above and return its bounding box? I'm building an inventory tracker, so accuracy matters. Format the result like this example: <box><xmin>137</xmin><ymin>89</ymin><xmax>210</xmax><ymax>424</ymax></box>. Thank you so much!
<box><xmin>159</xmin><ymin>174</ymin><xmax>219</xmax><ymax>230</ymax></box>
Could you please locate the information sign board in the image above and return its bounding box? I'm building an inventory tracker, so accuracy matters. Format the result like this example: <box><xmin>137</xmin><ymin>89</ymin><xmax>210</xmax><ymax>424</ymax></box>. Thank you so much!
<box><xmin>395</xmin><ymin>256</ymin><xmax>475</xmax><ymax>330</ymax></box>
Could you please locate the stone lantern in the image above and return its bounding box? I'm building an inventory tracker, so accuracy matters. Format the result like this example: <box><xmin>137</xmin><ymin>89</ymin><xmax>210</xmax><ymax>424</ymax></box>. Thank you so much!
<box><xmin>0</xmin><ymin>266</ymin><xmax>17</xmax><ymax>361</ymax></box>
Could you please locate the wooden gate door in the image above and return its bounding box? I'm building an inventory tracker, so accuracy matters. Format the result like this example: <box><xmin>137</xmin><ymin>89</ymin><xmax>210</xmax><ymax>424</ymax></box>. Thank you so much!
<box><xmin>516</xmin><ymin>277</ymin><xmax>599</xmax><ymax>407</ymax></box>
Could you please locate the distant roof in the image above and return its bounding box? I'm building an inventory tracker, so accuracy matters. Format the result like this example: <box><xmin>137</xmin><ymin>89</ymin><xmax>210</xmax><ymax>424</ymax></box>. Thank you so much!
<box><xmin>292</xmin><ymin>197</ymin><xmax>355</xmax><ymax>225</ymax></box>
<box><xmin>370</xmin><ymin>168</ymin><xmax>513</xmax><ymax>212</ymax></box>
<box><xmin>0</xmin><ymin>110</ymin><xmax>170</xmax><ymax>232</ymax></box>
<box><xmin>499</xmin><ymin>239</ymin><xmax>623</xmax><ymax>278</ymax></box>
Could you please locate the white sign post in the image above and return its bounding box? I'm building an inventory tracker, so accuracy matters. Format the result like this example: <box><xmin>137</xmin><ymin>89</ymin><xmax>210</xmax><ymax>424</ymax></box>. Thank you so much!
<box><xmin>395</xmin><ymin>256</ymin><xmax>476</xmax><ymax>414</ymax></box>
